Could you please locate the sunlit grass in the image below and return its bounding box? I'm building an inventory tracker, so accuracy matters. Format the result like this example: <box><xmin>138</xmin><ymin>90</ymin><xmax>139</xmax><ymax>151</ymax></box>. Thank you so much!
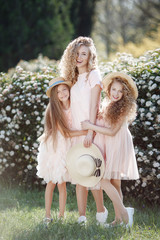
<box><xmin>0</xmin><ymin>183</ymin><xmax>160</xmax><ymax>240</ymax></box>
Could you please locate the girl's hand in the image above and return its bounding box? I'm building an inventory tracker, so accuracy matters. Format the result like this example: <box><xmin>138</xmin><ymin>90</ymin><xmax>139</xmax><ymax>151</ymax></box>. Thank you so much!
<box><xmin>81</xmin><ymin>120</ymin><xmax>91</xmax><ymax>130</ymax></box>
<box><xmin>83</xmin><ymin>130</ymin><xmax>93</xmax><ymax>148</ymax></box>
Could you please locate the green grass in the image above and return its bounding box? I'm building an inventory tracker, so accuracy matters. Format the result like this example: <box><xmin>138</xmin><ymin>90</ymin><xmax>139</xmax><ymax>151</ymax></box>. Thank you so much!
<box><xmin>0</xmin><ymin>183</ymin><xmax>160</xmax><ymax>240</ymax></box>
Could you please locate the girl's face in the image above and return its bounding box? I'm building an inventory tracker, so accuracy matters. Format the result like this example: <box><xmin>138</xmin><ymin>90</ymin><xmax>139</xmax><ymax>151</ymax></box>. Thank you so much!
<box><xmin>76</xmin><ymin>45</ymin><xmax>90</xmax><ymax>72</ymax></box>
<box><xmin>109</xmin><ymin>81</ymin><xmax>123</xmax><ymax>102</ymax></box>
<box><xmin>57</xmin><ymin>84</ymin><xmax>70</xmax><ymax>103</ymax></box>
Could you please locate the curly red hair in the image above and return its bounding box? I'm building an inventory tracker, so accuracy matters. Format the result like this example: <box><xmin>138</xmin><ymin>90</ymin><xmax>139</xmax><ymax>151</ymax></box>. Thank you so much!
<box><xmin>103</xmin><ymin>78</ymin><xmax>137</xmax><ymax>125</ymax></box>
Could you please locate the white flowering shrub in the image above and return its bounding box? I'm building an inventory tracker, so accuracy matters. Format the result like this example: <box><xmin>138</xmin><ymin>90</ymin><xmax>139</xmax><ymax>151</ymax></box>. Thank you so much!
<box><xmin>0</xmin><ymin>49</ymin><xmax>159</xmax><ymax>203</ymax></box>
<box><xmin>0</xmin><ymin>62</ymin><xmax>58</xmax><ymax>188</ymax></box>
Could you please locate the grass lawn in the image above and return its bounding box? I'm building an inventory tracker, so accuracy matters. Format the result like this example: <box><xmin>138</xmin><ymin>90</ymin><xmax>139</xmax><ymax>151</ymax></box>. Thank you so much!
<box><xmin>0</xmin><ymin>183</ymin><xmax>160</xmax><ymax>240</ymax></box>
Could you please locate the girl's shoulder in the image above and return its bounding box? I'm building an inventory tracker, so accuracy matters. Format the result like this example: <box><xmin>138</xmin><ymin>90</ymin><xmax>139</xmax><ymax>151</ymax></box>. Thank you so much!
<box><xmin>89</xmin><ymin>69</ymin><xmax>101</xmax><ymax>79</ymax></box>
<box><xmin>88</xmin><ymin>69</ymin><xmax>102</xmax><ymax>88</ymax></box>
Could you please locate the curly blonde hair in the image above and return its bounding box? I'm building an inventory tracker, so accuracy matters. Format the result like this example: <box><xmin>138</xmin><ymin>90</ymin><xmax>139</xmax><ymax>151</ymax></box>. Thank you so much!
<box><xmin>59</xmin><ymin>36</ymin><xmax>98</xmax><ymax>84</ymax></box>
<box><xmin>103</xmin><ymin>77</ymin><xmax>137</xmax><ymax>125</ymax></box>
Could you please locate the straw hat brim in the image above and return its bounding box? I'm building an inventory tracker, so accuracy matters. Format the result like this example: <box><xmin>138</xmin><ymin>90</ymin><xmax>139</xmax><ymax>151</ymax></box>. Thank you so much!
<box><xmin>102</xmin><ymin>72</ymin><xmax>138</xmax><ymax>99</ymax></box>
<box><xmin>46</xmin><ymin>77</ymin><xmax>72</xmax><ymax>97</ymax></box>
<box><xmin>66</xmin><ymin>143</ymin><xmax>105</xmax><ymax>187</ymax></box>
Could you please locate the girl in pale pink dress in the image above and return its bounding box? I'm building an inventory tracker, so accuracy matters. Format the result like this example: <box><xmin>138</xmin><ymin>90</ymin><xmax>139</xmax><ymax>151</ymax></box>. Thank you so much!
<box><xmin>81</xmin><ymin>72</ymin><xmax>139</xmax><ymax>227</ymax></box>
<box><xmin>37</xmin><ymin>77</ymin><xmax>86</xmax><ymax>225</ymax></box>
<box><xmin>59</xmin><ymin>36</ymin><xmax>108</xmax><ymax>225</ymax></box>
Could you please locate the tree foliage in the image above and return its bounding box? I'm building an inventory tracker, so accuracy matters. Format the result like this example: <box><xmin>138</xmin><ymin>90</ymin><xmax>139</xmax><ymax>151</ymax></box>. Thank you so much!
<box><xmin>0</xmin><ymin>0</ymin><xmax>74</xmax><ymax>71</ymax></box>
<box><xmin>0</xmin><ymin>0</ymin><xmax>99</xmax><ymax>72</ymax></box>
<box><xmin>94</xmin><ymin>0</ymin><xmax>160</xmax><ymax>56</ymax></box>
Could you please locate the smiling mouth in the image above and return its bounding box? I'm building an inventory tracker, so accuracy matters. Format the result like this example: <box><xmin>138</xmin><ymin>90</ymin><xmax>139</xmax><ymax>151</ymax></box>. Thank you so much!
<box><xmin>113</xmin><ymin>96</ymin><xmax>119</xmax><ymax>99</ymax></box>
<box><xmin>77</xmin><ymin>60</ymin><xmax>82</xmax><ymax>64</ymax></box>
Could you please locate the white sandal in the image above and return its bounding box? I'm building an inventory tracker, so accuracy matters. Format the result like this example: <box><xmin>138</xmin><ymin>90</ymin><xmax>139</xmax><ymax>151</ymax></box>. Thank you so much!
<box><xmin>43</xmin><ymin>217</ymin><xmax>53</xmax><ymax>226</ymax></box>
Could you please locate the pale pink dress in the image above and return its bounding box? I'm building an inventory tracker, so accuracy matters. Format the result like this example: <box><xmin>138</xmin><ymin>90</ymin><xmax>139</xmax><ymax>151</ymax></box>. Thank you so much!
<box><xmin>70</xmin><ymin>69</ymin><xmax>103</xmax><ymax>188</ymax></box>
<box><xmin>36</xmin><ymin>108</ymin><xmax>72</xmax><ymax>184</ymax></box>
<box><xmin>103</xmin><ymin>120</ymin><xmax>139</xmax><ymax>180</ymax></box>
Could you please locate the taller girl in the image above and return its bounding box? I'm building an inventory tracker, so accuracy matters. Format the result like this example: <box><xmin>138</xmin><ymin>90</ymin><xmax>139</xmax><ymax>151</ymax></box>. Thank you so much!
<box><xmin>59</xmin><ymin>37</ymin><xmax>107</xmax><ymax>224</ymax></box>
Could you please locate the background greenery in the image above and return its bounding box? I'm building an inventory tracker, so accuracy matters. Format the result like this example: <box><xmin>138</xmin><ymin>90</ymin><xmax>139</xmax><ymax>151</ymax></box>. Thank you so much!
<box><xmin>0</xmin><ymin>0</ymin><xmax>97</xmax><ymax>71</ymax></box>
<box><xmin>0</xmin><ymin>0</ymin><xmax>160</xmax><ymax>71</ymax></box>
<box><xmin>0</xmin><ymin>48</ymin><xmax>160</xmax><ymax>204</ymax></box>
<box><xmin>0</xmin><ymin>184</ymin><xmax>160</xmax><ymax>240</ymax></box>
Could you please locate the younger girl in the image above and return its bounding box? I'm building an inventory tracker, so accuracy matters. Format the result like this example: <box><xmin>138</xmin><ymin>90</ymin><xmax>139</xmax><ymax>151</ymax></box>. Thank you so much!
<box><xmin>81</xmin><ymin>72</ymin><xmax>139</xmax><ymax>226</ymax></box>
<box><xmin>37</xmin><ymin>77</ymin><xmax>86</xmax><ymax>225</ymax></box>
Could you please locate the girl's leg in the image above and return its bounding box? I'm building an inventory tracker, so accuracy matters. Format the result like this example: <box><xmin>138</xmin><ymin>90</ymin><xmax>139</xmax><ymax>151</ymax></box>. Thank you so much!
<box><xmin>57</xmin><ymin>182</ymin><xmax>67</xmax><ymax>218</ymax></box>
<box><xmin>91</xmin><ymin>189</ymin><xmax>108</xmax><ymax>225</ymax></box>
<box><xmin>76</xmin><ymin>184</ymin><xmax>88</xmax><ymax>217</ymax></box>
<box><xmin>45</xmin><ymin>181</ymin><xmax>56</xmax><ymax>218</ymax></box>
<box><xmin>91</xmin><ymin>189</ymin><xmax>104</xmax><ymax>212</ymax></box>
<box><xmin>111</xmin><ymin>179</ymin><xmax>123</xmax><ymax>201</ymax></box>
<box><xmin>101</xmin><ymin>179</ymin><xmax>128</xmax><ymax>224</ymax></box>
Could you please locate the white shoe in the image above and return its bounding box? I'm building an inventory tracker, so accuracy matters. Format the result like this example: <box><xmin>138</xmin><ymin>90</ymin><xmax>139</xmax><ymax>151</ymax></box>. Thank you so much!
<box><xmin>78</xmin><ymin>215</ymin><xmax>87</xmax><ymax>225</ymax></box>
<box><xmin>96</xmin><ymin>207</ymin><xmax>108</xmax><ymax>225</ymax></box>
<box><xmin>126</xmin><ymin>207</ymin><xmax>134</xmax><ymax>228</ymax></box>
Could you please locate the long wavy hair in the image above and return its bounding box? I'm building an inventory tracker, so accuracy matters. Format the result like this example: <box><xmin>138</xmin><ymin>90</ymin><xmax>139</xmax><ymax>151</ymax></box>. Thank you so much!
<box><xmin>44</xmin><ymin>84</ymin><xmax>71</xmax><ymax>150</ymax></box>
<box><xmin>59</xmin><ymin>36</ymin><xmax>98</xmax><ymax>84</ymax></box>
<box><xmin>103</xmin><ymin>78</ymin><xmax>137</xmax><ymax>125</ymax></box>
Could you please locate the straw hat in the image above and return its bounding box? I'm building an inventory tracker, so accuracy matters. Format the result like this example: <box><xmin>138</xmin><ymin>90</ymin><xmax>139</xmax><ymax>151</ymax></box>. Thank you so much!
<box><xmin>102</xmin><ymin>72</ymin><xmax>138</xmax><ymax>99</ymax></box>
<box><xmin>46</xmin><ymin>77</ymin><xmax>72</xmax><ymax>97</ymax></box>
<box><xmin>66</xmin><ymin>143</ymin><xmax>105</xmax><ymax>187</ymax></box>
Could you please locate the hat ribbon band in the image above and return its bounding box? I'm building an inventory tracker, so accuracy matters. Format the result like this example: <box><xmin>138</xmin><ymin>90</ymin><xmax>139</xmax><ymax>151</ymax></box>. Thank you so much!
<box><xmin>80</xmin><ymin>154</ymin><xmax>102</xmax><ymax>178</ymax></box>
<box><xmin>48</xmin><ymin>80</ymin><xmax>65</xmax><ymax>89</ymax></box>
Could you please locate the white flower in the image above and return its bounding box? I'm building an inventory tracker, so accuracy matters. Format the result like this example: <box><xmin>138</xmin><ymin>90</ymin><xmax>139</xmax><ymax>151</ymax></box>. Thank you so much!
<box><xmin>153</xmin><ymin>162</ymin><xmax>160</xmax><ymax>168</ymax></box>
<box><xmin>146</xmin><ymin>93</ymin><xmax>151</xmax><ymax>97</ymax></box>
<box><xmin>26</xmin><ymin>120</ymin><xmax>30</xmax><ymax>125</ymax></box>
<box><xmin>15</xmin><ymin>145</ymin><xmax>19</xmax><ymax>150</ymax></box>
<box><xmin>157</xmin><ymin>174</ymin><xmax>160</xmax><ymax>179</ymax></box>
<box><xmin>10</xmin><ymin>151</ymin><xmax>14</xmax><ymax>156</ymax></box>
<box><xmin>5</xmin><ymin>137</ymin><xmax>9</xmax><ymax>141</ymax></box>
<box><xmin>25</xmin><ymin>155</ymin><xmax>30</xmax><ymax>160</ymax></box>
<box><xmin>24</xmin><ymin>146</ymin><xmax>29</xmax><ymax>151</ymax></box>
<box><xmin>10</xmin><ymin>163</ymin><xmax>15</xmax><ymax>167</ymax></box>
<box><xmin>149</xmin><ymin>151</ymin><xmax>153</xmax><ymax>156</ymax></box>
<box><xmin>148</xmin><ymin>144</ymin><xmax>153</xmax><ymax>148</ymax></box>
<box><xmin>33</xmin><ymin>143</ymin><xmax>38</xmax><ymax>148</ymax></box>
<box><xmin>157</xmin><ymin>155</ymin><xmax>160</xmax><ymax>161</ymax></box>
<box><xmin>27</xmin><ymin>164</ymin><xmax>32</xmax><ymax>170</ymax></box>
<box><xmin>139</xmin><ymin>152</ymin><xmax>143</xmax><ymax>156</ymax></box>
<box><xmin>149</xmin><ymin>106</ymin><xmax>156</xmax><ymax>112</ymax></box>
<box><xmin>11</xmin><ymin>109</ymin><xmax>16</xmax><ymax>114</ymax></box>
<box><xmin>146</xmin><ymin>112</ymin><xmax>152</xmax><ymax>118</ymax></box>
<box><xmin>137</xmin><ymin>157</ymin><xmax>143</xmax><ymax>162</ymax></box>
<box><xmin>3</xmin><ymin>158</ymin><xmax>7</xmax><ymax>163</ymax></box>
<box><xmin>15</xmin><ymin>124</ymin><xmax>19</xmax><ymax>129</ymax></box>
<box><xmin>146</xmin><ymin>101</ymin><xmax>152</xmax><ymax>107</ymax></box>
<box><xmin>142</xmin><ymin>137</ymin><xmax>148</xmax><ymax>141</ymax></box>
<box><xmin>6</xmin><ymin>105</ymin><xmax>11</xmax><ymax>111</ymax></box>
<box><xmin>157</xmin><ymin>100</ymin><xmax>160</xmax><ymax>105</ymax></box>
<box><xmin>7</xmin><ymin>117</ymin><xmax>11</xmax><ymax>123</ymax></box>
<box><xmin>41</xmin><ymin>180</ymin><xmax>46</xmax><ymax>185</ymax></box>
<box><xmin>34</xmin><ymin>111</ymin><xmax>39</xmax><ymax>115</ymax></box>
<box><xmin>142</xmin><ymin>182</ymin><xmax>147</xmax><ymax>187</ymax></box>
<box><xmin>155</xmin><ymin>76</ymin><xmax>160</xmax><ymax>82</ymax></box>
<box><xmin>145</xmin><ymin>121</ymin><xmax>151</xmax><ymax>125</ymax></box>
<box><xmin>36</xmin><ymin>116</ymin><xmax>41</xmax><ymax>121</ymax></box>
<box><xmin>0</xmin><ymin>148</ymin><xmax>3</xmax><ymax>152</ymax></box>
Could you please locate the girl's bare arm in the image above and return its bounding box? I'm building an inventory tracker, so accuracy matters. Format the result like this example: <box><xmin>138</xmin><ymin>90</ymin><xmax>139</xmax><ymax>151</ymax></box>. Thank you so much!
<box><xmin>81</xmin><ymin>118</ymin><xmax>124</xmax><ymax>136</ymax></box>
<box><xmin>84</xmin><ymin>84</ymin><xmax>101</xmax><ymax>147</ymax></box>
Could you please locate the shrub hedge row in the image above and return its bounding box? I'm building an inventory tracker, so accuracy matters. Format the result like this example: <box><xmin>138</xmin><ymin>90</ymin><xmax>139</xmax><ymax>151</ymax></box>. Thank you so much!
<box><xmin>0</xmin><ymin>49</ymin><xmax>160</xmax><ymax>204</ymax></box>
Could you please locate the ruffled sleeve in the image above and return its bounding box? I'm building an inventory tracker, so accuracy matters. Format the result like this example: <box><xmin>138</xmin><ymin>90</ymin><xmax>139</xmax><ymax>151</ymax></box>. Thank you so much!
<box><xmin>88</xmin><ymin>69</ymin><xmax>102</xmax><ymax>89</ymax></box>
